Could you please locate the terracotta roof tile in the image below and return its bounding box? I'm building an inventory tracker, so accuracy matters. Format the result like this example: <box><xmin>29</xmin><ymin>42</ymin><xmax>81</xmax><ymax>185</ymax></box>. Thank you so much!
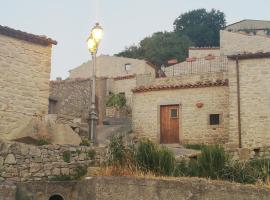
<box><xmin>132</xmin><ymin>79</ymin><xmax>228</xmax><ymax>93</ymax></box>
<box><xmin>0</xmin><ymin>25</ymin><xmax>57</xmax><ymax>46</ymax></box>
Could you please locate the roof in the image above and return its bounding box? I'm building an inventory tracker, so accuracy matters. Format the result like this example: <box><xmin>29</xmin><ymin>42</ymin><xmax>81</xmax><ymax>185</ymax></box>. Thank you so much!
<box><xmin>189</xmin><ymin>47</ymin><xmax>220</xmax><ymax>50</ymax></box>
<box><xmin>132</xmin><ymin>79</ymin><xmax>228</xmax><ymax>93</ymax></box>
<box><xmin>0</xmin><ymin>25</ymin><xmax>57</xmax><ymax>46</ymax></box>
<box><xmin>227</xmin><ymin>52</ymin><xmax>270</xmax><ymax>60</ymax></box>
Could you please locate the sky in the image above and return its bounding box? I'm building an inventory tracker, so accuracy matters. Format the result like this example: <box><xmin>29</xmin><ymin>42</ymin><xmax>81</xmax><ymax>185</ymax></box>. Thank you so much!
<box><xmin>1</xmin><ymin>0</ymin><xmax>270</xmax><ymax>79</ymax></box>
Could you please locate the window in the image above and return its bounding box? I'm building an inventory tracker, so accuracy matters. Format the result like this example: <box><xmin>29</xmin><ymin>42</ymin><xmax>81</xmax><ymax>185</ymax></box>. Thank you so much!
<box><xmin>125</xmin><ymin>63</ymin><xmax>131</xmax><ymax>71</ymax></box>
<box><xmin>209</xmin><ymin>114</ymin><xmax>220</xmax><ymax>125</ymax></box>
<box><xmin>48</xmin><ymin>99</ymin><xmax>57</xmax><ymax>114</ymax></box>
<box><xmin>170</xmin><ymin>109</ymin><xmax>178</xmax><ymax>118</ymax></box>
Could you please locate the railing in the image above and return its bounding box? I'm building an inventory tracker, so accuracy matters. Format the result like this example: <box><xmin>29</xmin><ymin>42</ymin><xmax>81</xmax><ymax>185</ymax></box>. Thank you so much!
<box><xmin>163</xmin><ymin>56</ymin><xmax>228</xmax><ymax>77</ymax></box>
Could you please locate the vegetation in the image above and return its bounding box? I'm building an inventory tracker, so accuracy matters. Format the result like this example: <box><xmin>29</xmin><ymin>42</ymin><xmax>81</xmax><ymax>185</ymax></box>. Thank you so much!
<box><xmin>49</xmin><ymin>174</ymin><xmax>72</xmax><ymax>181</ymax></box>
<box><xmin>106</xmin><ymin>93</ymin><xmax>126</xmax><ymax>109</ymax></box>
<box><xmin>63</xmin><ymin>150</ymin><xmax>71</xmax><ymax>163</ymax></box>
<box><xmin>36</xmin><ymin>138</ymin><xmax>50</xmax><ymax>146</ymax></box>
<box><xmin>116</xmin><ymin>8</ymin><xmax>226</xmax><ymax>66</ymax></box>
<box><xmin>87</xmin><ymin>149</ymin><xmax>96</xmax><ymax>160</ymax></box>
<box><xmin>80</xmin><ymin>139</ymin><xmax>91</xmax><ymax>146</ymax></box>
<box><xmin>183</xmin><ymin>144</ymin><xmax>203</xmax><ymax>150</ymax></box>
<box><xmin>104</xmin><ymin>136</ymin><xmax>270</xmax><ymax>185</ymax></box>
<box><xmin>49</xmin><ymin>166</ymin><xmax>87</xmax><ymax>181</ymax></box>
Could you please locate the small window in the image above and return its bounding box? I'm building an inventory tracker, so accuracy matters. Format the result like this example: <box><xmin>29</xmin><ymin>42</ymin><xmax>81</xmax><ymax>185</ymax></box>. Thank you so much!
<box><xmin>170</xmin><ymin>109</ymin><xmax>178</xmax><ymax>118</ymax></box>
<box><xmin>209</xmin><ymin>114</ymin><xmax>220</xmax><ymax>125</ymax></box>
<box><xmin>125</xmin><ymin>63</ymin><xmax>131</xmax><ymax>71</ymax></box>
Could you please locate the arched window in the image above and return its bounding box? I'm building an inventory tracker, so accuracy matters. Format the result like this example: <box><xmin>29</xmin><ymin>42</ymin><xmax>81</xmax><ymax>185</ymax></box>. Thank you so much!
<box><xmin>49</xmin><ymin>194</ymin><xmax>64</xmax><ymax>200</ymax></box>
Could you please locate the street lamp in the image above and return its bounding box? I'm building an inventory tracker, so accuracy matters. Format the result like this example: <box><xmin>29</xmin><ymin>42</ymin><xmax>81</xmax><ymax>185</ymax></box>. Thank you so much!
<box><xmin>87</xmin><ymin>22</ymin><xmax>103</xmax><ymax>145</ymax></box>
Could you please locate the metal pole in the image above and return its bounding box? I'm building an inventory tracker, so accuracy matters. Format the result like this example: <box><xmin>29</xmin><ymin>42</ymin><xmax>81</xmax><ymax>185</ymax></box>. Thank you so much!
<box><xmin>89</xmin><ymin>52</ymin><xmax>98</xmax><ymax>145</ymax></box>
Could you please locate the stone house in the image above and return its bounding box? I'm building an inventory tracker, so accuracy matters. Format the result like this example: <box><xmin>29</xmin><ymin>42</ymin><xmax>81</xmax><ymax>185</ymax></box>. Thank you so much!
<box><xmin>50</xmin><ymin>56</ymin><xmax>156</xmax><ymax>124</ymax></box>
<box><xmin>132</xmin><ymin>20</ymin><xmax>270</xmax><ymax>150</ymax></box>
<box><xmin>0</xmin><ymin>25</ymin><xmax>56</xmax><ymax>140</ymax></box>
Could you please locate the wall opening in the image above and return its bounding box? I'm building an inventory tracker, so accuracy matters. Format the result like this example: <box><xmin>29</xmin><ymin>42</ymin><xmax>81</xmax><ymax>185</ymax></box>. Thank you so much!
<box><xmin>49</xmin><ymin>194</ymin><xmax>64</xmax><ymax>200</ymax></box>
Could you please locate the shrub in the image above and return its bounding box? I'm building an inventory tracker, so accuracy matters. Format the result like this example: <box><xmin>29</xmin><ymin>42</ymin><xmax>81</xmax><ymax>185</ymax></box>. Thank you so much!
<box><xmin>108</xmin><ymin>135</ymin><xmax>128</xmax><ymax>166</ymax></box>
<box><xmin>73</xmin><ymin>166</ymin><xmax>87</xmax><ymax>180</ymax></box>
<box><xmin>87</xmin><ymin>149</ymin><xmax>96</xmax><ymax>160</ymax></box>
<box><xmin>197</xmin><ymin>145</ymin><xmax>228</xmax><ymax>179</ymax></box>
<box><xmin>63</xmin><ymin>150</ymin><xmax>71</xmax><ymax>163</ymax></box>
<box><xmin>80</xmin><ymin>139</ymin><xmax>91</xmax><ymax>146</ymax></box>
<box><xmin>106</xmin><ymin>93</ymin><xmax>126</xmax><ymax>109</ymax></box>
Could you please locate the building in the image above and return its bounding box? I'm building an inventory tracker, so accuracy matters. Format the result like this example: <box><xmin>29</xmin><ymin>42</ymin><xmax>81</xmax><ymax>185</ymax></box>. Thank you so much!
<box><xmin>225</xmin><ymin>19</ymin><xmax>270</xmax><ymax>36</ymax></box>
<box><xmin>132</xmin><ymin>23</ymin><xmax>270</xmax><ymax>150</ymax></box>
<box><xmin>0</xmin><ymin>25</ymin><xmax>56</xmax><ymax>140</ymax></box>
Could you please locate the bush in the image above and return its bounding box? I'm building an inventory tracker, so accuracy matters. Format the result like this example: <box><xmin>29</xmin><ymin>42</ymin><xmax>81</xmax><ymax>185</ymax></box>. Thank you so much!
<box><xmin>63</xmin><ymin>150</ymin><xmax>71</xmax><ymax>163</ymax></box>
<box><xmin>197</xmin><ymin>145</ymin><xmax>228</xmax><ymax>179</ymax></box>
<box><xmin>108</xmin><ymin>135</ymin><xmax>128</xmax><ymax>166</ymax></box>
<box><xmin>87</xmin><ymin>149</ymin><xmax>96</xmax><ymax>160</ymax></box>
<box><xmin>73</xmin><ymin>166</ymin><xmax>87</xmax><ymax>180</ymax></box>
<box><xmin>106</xmin><ymin>93</ymin><xmax>126</xmax><ymax>109</ymax></box>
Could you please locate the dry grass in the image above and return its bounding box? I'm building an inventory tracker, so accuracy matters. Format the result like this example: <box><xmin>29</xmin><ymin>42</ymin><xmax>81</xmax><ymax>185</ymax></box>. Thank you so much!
<box><xmin>97</xmin><ymin>165</ymin><xmax>157</xmax><ymax>178</ymax></box>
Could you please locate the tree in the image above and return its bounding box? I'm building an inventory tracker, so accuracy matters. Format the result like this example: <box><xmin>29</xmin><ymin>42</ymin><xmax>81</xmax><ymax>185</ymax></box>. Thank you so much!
<box><xmin>116</xmin><ymin>32</ymin><xmax>193</xmax><ymax>66</ymax></box>
<box><xmin>173</xmin><ymin>9</ymin><xmax>226</xmax><ymax>47</ymax></box>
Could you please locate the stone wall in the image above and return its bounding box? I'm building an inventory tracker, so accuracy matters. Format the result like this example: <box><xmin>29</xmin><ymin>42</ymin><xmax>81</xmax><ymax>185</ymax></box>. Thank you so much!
<box><xmin>49</xmin><ymin>78</ymin><xmax>107</xmax><ymax>124</ymax></box>
<box><xmin>49</xmin><ymin>78</ymin><xmax>91</xmax><ymax>121</ymax></box>
<box><xmin>0</xmin><ymin>34</ymin><xmax>53</xmax><ymax>139</ymax></box>
<box><xmin>5</xmin><ymin>177</ymin><xmax>270</xmax><ymax>200</ymax></box>
<box><xmin>227</xmin><ymin>58</ymin><xmax>270</xmax><ymax>149</ymax></box>
<box><xmin>153</xmin><ymin>72</ymin><xmax>228</xmax><ymax>86</ymax></box>
<box><xmin>0</xmin><ymin>142</ymin><xmax>99</xmax><ymax>182</ymax></box>
<box><xmin>132</xmin><ymin>85</ymin><xmax>229</xmax><ymax>144</ymax></box>
<box><xmin>220</xmin><ymin>30</ymin><xmax>270</xmax><ymax>56</ymax></box>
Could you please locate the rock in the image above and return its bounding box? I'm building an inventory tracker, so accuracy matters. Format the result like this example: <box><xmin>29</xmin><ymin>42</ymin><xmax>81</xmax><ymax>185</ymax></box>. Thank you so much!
<box><xmin>4</xmin><ymin>154</ymin><xmax>16</xmax><ymax>164</ymax></box>
<box><xmin>61</xmin><ymin>168</ymin><xmax>69</xmax><ymax>175</ymax></box>
<box><xmin>51</xmin><ymin>168</ymin><xmax>60</xmax><ymax>176</ymax></box>
<box><xmin>29</xmin><ymin>146</ymin><xmax>41</xmax><ymax>157</ymax></box>
<box><xmin>29</xmin><ymin>163</ymin><xmax>41</xmax><ymax>173</ymax></box>
<box><xmin>51</xmin><ymin>124</ymin><xmax>82</xmax><ymax>145</ymax></box>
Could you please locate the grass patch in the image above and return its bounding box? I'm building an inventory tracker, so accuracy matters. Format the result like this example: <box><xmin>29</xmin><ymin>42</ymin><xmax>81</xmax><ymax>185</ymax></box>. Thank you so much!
<box><xmin>49</xmin><ymin>174</ymin><xmax>72</xmax><ymax>181</ymax></box>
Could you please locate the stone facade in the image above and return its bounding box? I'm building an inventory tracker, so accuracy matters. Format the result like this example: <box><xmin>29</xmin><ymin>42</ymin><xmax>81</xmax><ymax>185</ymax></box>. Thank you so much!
<box><xmin>225</xmin><ymin>19</ymin><xmax>270</xmax><ymax>35</ymax></box>
<box><xmin>49</xmin><ymin>78</ymin><xmax>91</xmax><ymax>120</ymax></box>
<box><xmin>227</xmin><ymin>57</ymin><xmax>270</xmax><ymax>149</ymax></box>
<box><xmin>0</xmin><ymin>142</ymin><xmax>100</xmax><ymax>182</ymax></box>
<box><xmin>0</xmin><ymin>28</ymin><xmax>55</xmax><ymax>140</ymax></box>
<box><xmin>49</xmin><ymin>78</ymin><xmax>107</xmax><ymax>124</ymax></box>
<box><xmin>68</xmin><ymin>55</ymin><xmax>156</xmax><ymax>79</ymax></box>
<box><xmin>220</xmin><ymin>30</ymin><xmax>270</xmax><ymax>56</ymax></box>
<box><xmin>132</xmin><ymin>74</ymin><xmax>229</xmax><ymax>144</ymax></box>
<box><xmin>133</xmin><ymin>27</ymin><xmax>270</xmax><ymax>149</ymax></box>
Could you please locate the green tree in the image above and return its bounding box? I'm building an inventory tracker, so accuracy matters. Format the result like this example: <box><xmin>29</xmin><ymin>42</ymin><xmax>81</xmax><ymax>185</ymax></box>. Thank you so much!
<box><xmin>173</xmin><ymin>9</ymin><xmax>226</xmax><ymax>47</ymax></box>
<box><xmin>116</xmin><ymin>32</ymin><xmax>193</xmax><ymax>66</ymax></box>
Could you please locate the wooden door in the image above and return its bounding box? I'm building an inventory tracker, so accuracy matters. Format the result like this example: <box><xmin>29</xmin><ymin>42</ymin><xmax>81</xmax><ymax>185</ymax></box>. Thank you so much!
<box><xmin>160</xmin><ymin>105</ymin><xmax>180</xmax><ymax>144</ymax></box>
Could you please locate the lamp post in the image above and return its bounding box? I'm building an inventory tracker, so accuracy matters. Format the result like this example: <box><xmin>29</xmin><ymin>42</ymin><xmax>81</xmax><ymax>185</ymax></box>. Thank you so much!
<box><xmin>87</xmin><ymin>23</ymin><xmax>103</xmax><ymax>145</ymax></box>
